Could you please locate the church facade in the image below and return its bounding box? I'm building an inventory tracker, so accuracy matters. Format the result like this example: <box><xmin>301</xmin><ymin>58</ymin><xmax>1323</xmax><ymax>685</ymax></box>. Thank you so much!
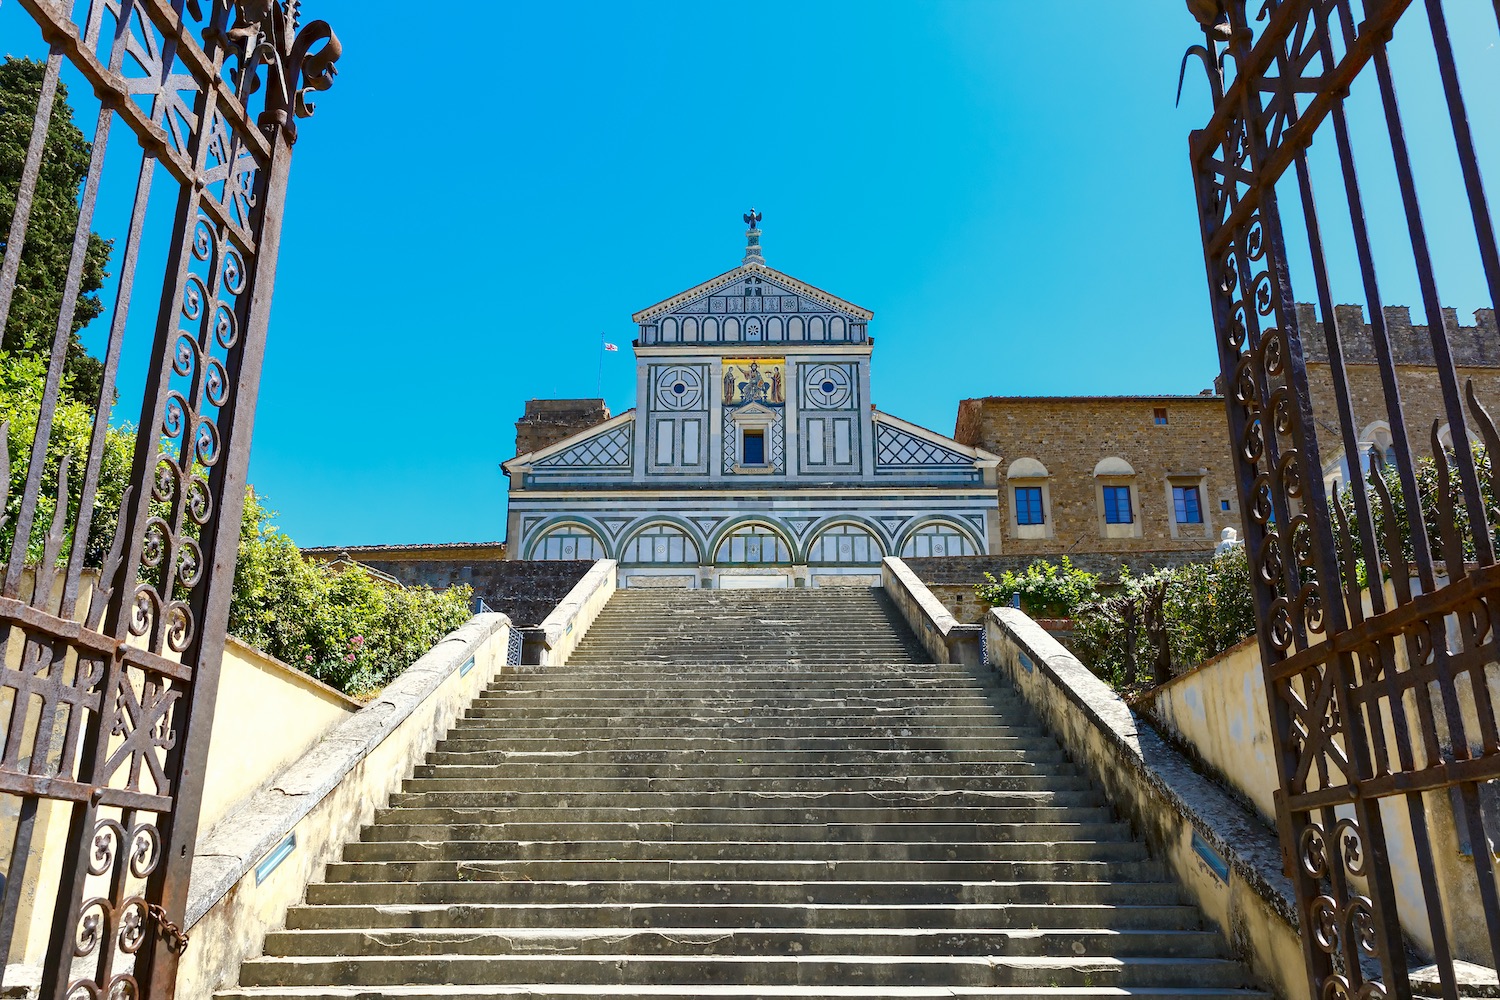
<box><xmin>502</xmin><ymin>223</ymin><xmax>1001</xmax><ymax>588</ymax></box>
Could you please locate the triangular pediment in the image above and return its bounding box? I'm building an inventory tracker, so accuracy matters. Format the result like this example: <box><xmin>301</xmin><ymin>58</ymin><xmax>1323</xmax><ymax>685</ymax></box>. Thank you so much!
<box><xmin>505</xmin><ymin>411</ymin><xmax>635</xmax><ymax>471</ymax></box>
<box><xmin>632</xmin><ymin>263</ymin><xmax>873</xmax><ymax>324</ymax></box>
<box><xmin>872</xmin><ymin>411</ymin><xmax>997</xmax><ymax>471</ymax></box>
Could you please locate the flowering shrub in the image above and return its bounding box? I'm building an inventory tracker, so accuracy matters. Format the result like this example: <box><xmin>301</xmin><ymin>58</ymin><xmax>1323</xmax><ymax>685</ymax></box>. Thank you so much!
<box><xmin>229</xmin><ymin>491</ymin><xmax>473</xmax><ymax>698</ymax></box>
<box><xmin>974</xmin><ymin>557</ymin><xmax>1100</xmax><ymax>619</ymax></box>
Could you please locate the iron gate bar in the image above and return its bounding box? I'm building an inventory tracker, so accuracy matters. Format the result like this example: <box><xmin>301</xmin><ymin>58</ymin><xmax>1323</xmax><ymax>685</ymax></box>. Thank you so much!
<box><xmin>0</xmin><ymin>1</ymin><xmax>338</xmax><ymax>997</ymax></box>
<box><xmin>1187</xmin><ymin>0</ymin><xmax>1500</xmax><ymax>997</ymax></box>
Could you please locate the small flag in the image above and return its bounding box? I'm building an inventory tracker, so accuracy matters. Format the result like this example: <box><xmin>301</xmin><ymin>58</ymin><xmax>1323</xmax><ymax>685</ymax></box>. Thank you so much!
<box><xmin>603</xmin><ymin>342</ymin><xmax>619</xmax><ymax>352</ymax></box>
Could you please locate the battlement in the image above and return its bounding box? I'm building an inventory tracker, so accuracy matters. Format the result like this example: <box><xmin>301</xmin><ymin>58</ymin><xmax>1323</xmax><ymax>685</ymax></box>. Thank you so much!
<box><xmin>1293</xmin><ymin>303</ymin><xmax>1500</xmax><ymax>368</ymax></box>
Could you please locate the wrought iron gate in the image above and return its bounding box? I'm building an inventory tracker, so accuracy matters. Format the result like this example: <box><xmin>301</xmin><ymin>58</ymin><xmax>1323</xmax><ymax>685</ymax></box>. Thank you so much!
<box><xmin>0</xmin><ymin>1</ymin><xmax>337</xmax><ymax>996</ymax></box>
<box><xmin>1187</xmin><ymin>1</ymin><xmax>1500</xmax><ymax>996</ymax></box>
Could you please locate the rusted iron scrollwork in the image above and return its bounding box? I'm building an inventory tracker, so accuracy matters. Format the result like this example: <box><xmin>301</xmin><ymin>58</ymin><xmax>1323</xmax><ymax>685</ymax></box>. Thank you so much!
<box><xmin>1185</xmin><ymin>1</ymin><xmax>1500</xmax><ymax>997</ymax></box>
<box><xmin>0</xmin><ymin>2</ymin><xmax>338</xmax><ymax>997</ymax></box>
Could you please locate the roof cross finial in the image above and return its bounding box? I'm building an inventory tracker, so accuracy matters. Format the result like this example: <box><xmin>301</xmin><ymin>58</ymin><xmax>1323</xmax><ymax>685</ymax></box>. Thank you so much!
<box><xmin>742</xmin><ymin>208</ymin><xmax>765</xmax><ymax>266</ymax></box>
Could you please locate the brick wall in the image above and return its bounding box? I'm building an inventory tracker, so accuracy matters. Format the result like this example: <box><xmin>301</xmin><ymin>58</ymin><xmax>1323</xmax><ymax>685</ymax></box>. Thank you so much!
<box><xmin>953</xmin><ymin>396</ymin><xmax>1235</xmax><ymax>559</ymax></box>
<box><xmin>515</xmin><ymin>398</ymin><xmax>611</xmax><ymax>457</ymax></box>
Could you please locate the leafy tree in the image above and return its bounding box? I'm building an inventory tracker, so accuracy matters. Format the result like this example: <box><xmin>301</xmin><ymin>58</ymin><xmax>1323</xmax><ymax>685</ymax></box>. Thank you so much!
<box><xmin>229</xmin><ymin>490</ymin><xmax>475</xmax><ymax>698</ymax></box>
<box><xmin>0</xmin><ymin>351</ymin><xmax>133</xmax><ymax>564</ymax></box>
<box><xmin>0</xmin><ymin>57</ymin><xmax>113</xmax><ymax>404</ymax></box>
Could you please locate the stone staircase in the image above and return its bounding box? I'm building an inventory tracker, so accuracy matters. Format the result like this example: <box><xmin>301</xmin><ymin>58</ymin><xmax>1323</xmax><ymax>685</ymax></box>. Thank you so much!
<box><xmin>219</xmin><ymin>586</ymin><xmax>1268</xmax><ymax>998</ymax></box>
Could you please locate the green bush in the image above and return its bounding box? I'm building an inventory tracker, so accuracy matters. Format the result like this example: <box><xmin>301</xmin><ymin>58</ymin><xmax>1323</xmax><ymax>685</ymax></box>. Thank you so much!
<box><xmin>229</xmin><ymin>491</ymin><xmax>473</xmax><ymax>698</ymax></box>
<box><xmin>974</xmin><ymin>556</ymin><xmax>1100</xmax><ymax>620</ymax></box>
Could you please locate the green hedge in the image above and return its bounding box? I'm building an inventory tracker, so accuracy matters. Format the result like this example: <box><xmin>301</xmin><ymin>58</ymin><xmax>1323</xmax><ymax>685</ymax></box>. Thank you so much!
<box><xmin>229</xmin><ymin>491</ymin><xmax>473</xmax><ymax>698</ymax></box>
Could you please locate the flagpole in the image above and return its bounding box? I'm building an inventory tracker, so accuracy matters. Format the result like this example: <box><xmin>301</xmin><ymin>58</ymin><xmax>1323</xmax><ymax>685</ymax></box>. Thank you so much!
<box><xmin>597</xmin><ymin>332</ymin><xmax>604</xmax><ymax>397</ymax></box>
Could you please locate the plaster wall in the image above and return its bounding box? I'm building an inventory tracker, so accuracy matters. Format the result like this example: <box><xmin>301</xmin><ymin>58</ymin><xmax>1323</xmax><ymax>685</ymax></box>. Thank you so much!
<box><xmin>2</xmin><ymin>623</ymin><xmax>361</xmax><ymax>967</ymax></box>
<box><xmin>1133</xmin><ymin>597</ymin><xmax>1497</xmax><ymax>966</ymax></box>
<box><xmin>197</xmin><ymin>638</ymin><xmax>361</xmax><ymax>834</ymax></box>
<box><xmin>177</xmin><ymin>614</ymin><xmax>513</xmax><ymax>998</ymax></box>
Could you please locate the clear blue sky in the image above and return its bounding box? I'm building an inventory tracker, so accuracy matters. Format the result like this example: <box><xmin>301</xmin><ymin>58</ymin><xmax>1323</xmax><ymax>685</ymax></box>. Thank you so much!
<box><xmin>6</xmin><ymin>2</ymin><xmax>1499</xmax><ymax>546</ymax></box>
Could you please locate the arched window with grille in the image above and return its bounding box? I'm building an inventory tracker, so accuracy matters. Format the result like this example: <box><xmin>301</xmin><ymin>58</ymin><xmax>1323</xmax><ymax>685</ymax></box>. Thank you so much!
<box><xmin>806</xmin><ymin>523</ymin><xmax>883</xmax><ymax>565</ymax></box>
<box><xmin>621</xmin><ymin>523</ymin><xmax>701</xmax><ymax>565</ymax></box>
<box><xmin>528</xmin><ymin>523</ymin><xmax>608</xmax><ymax>561</ymax></box>
<box><xmin>714</xmin><ymin>522</ymin><xmax>794</xmax><ymax>565</ymax></box>
<box><xmin>900</xmin><ymin>521</ymin><xmax>979</xmax><ymax>558</ymax></box>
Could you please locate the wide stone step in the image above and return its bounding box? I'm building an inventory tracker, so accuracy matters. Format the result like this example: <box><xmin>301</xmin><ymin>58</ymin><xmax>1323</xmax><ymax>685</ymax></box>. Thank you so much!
<box><xmin>410</xmin><ymin>761</ymin><xmax>1076</xmax><ymax>780</ymax></box>
<box><xmin>341</xmin><ymin>839</ymin><xmax>1150</xmax><ymax>864</ymax></box>
<box><xmin>383</xmin><ymin>789</ymin><xmax>1104</xmax><ymax>811</ymax></box>
<box><xmin>462</xmin><ymin>705</ymin><xmax>1019</xmax><ymax>721</ymax></box>
<box><xmin>467</xmin><ymin>696</ymin><xmax>1010</xmax><ymax>713</ymax></box>
<box><xmin>484</xmin><ymin>672</ymin><xmax>984</xmax><ymax>684</ymax></box>
<box><xmin>398</xmin><ymin>774</ymin><xmax>1092</xmax><ymax>794</ymax></box>
<box><xmin>282</xmin><ymin>900</ymin><xmax>1210</xmax><ymax>933</ymax></box>
<box><xmin>220</xmin><ymin>987</ymin><xmax>1269</xmax><ymax>999</ymax></box>
<box><xmin>421</xmin><ymin>749</ymin><xmax>1072</xmax><ymax>767</ymax></box>
<box><xmin>442</xmin><ymin>726</ymin><xmax>1053</xmax><ymax>743</ymax></box>
<box><xmin>504</xmin><ymin>671</ymin><xmax>972</xmax><ymax>689</ymax></box>
<box><xmin>566</xmin><ymin>655</ymin><xmax>923</xmax><ymax>665</ymax></box>
<box><xmin>358</xmin><ymin>821</ymin><xmax>1137</xmax><ymax>845</ymax></box>
<box><xmin>455</xmin><ymin>713</ymin><xmax>1028</xmax><ymax>730</ymax></box>
<box><xmin>434</xmin><ymin>737</ymin><xmax>1063</xmax><ymax>754</ymax></box>
<box><xmin>371</xmin><ymin>805</ymin><xmax>1116</xmax><ymax>826</ymax></box>
<box><xmin>235</xmin><ymin>953</ymin><xmax>1253</xmax><ymax>990</ymax></box>
<box><xmin>259</xmin><ymin>926</ymin><xmax>1226</xmax><ymax>960</ymax></box>
<box><xmin>302</xmin><ymin>878</ymin><xmax>1181</xmax><ymax>907</ymax></box>
<box><xmin>323</xmin><ymin>858</ymin><xmax>1163</xmax><ymax>884</ymax></box>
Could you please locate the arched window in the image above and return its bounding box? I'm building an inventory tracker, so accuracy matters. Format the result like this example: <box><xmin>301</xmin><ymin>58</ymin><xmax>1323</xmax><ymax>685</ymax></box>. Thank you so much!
<box><xmin>621</xmin><ymin>523</ymin><xmax>700</xmax><ymax>565</ymax></box>
<box><xmin>1358</xmin><ymin>422</ymin><xmax>1397</xmax><ymax>472</ymax></box>
<box><xmin>900</xmin><ymin>522</ymin><xmax>979</xmax><ymax>558</ymax></box>
<box><xmin>529</xmin><ymin>523</ymin><xmax>607</xmax><ymax>561</ymax></box>
<box><xmin>806</xmin><ymin>523</ymin><xmax>883</xmax><ymax>565</ymax></box>
<box><xmin>715</xmin><ymin>523</ymin><xmax>793</xmax><ymax>565</ymax></box>
<box><xmin>1094</xmin><ymin>456</ymin><xmax>1140</xmax><ymax>537</ymax></box>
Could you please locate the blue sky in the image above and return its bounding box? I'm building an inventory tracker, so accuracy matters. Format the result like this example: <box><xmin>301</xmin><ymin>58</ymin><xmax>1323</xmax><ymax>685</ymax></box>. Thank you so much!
<box><xmin>5</xmin><ymin>2</ymin><xmax>1499</xmax><ymax>546</ymax></box>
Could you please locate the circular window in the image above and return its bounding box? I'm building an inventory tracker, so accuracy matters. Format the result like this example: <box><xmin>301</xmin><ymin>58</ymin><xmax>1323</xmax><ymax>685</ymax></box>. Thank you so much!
<box><xmin>820</xmin><ymin>380</ymin><xmax>836</xmax><ymax>394</ymax></box>
<box><xmin>672</xmin><ymin>382</ymin><xmax>687</xmax><ymax>395</ymax></box>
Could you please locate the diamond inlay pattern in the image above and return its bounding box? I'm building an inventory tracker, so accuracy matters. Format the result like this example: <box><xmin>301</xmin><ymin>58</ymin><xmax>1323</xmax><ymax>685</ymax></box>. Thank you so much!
<box><xmin>875</xmin><ymin>424</ymin><xmax>970</xmax><ymax>468</ymax></box>
<box><xmin>536</xmin><ymin>425</ymin><xmax>632</xmax><ymax>468</ymax></box>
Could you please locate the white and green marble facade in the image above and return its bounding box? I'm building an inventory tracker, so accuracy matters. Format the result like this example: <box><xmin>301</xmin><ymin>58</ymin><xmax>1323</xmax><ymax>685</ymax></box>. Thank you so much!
<box><xmin>502</xmin><ymin>233</ymin><xmax>1001</xmax><ymax>589</ymax></box>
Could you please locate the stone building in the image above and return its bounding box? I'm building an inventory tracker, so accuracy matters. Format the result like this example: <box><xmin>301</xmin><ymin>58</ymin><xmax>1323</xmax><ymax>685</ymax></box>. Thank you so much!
<box><xmin>501</xmin><ymin>221</ymin><xmax>1002</xmax><ymax>588</ymax></box>
<box><xmin>514</xmin><ymin>399</ymin><xmax>611</xmax><ymax>457</ymax></box>
<box><xmin>953</xmin><ymin>394</ymin><xmax>1237</xmax><ymax>564</ymax></box>
<box><xmin>1292</xmin><ymin>303</ymin><xmax>1500</xmax><ymax>492</ymax></box>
